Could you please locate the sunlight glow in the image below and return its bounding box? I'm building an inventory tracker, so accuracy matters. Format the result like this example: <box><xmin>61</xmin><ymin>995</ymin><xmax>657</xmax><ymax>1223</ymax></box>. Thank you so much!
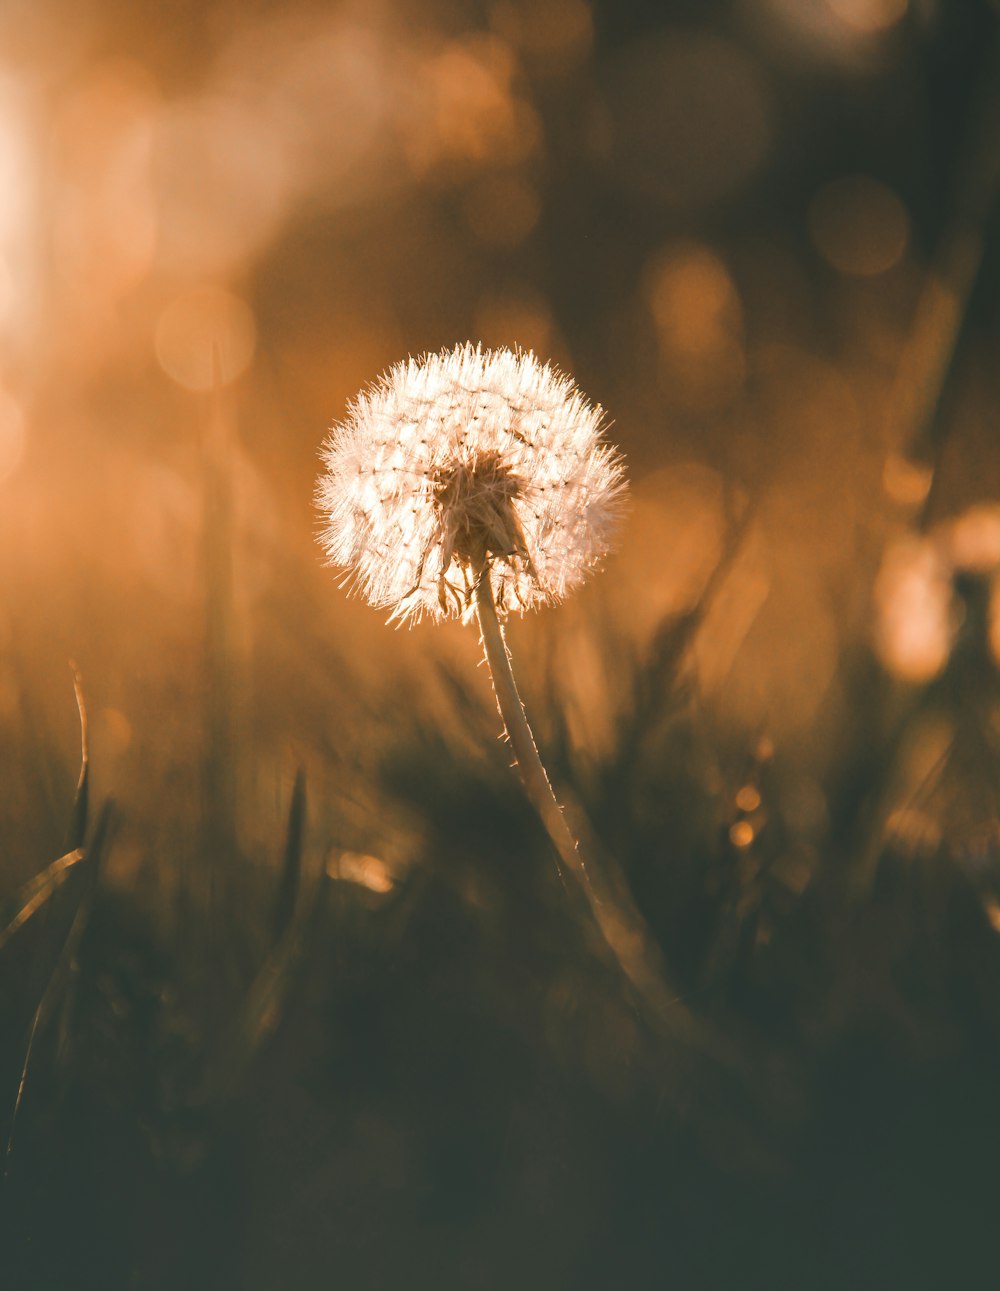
<box><xmin>405</xmin><ymin>35</ymin><xmax>538</xmax><ymax>174</ymax></box>
<box><xmin>874</xmin><ymin>537</ymin><xmax>954</xmax><ymax>682</ymax></box>
<box><xmin>0</xmin><ymin>74</ymin><xmax>36</xmax><ymax>335</ymax></box>
<box><xmin>882</xmin><ymin>453</ymin><xmax>933</xmax><ymax>507</ymax></box>
<box><xmin>730</xmin><ymin>820</ymin><xmax>755</xmax><ymax>849</ymax></box>
<box><xmin>328</xmin><ymin>851</ymin><xmax>395</xmax><ymax>894</ymax></box>
<box><xmin>153</xmin><ymin>95</ymin><xmax>292</xmax><ymax>277</ymax></box>
<box><xmin>472</xmin><ymin>286</ymin><xmax>555</xmax><ymax>356</ymax></box>
<box><xmin>735</xmin><ymin>785</ymin><xmax>762</xmax><ymax>813</ymax></box>
<box><xmin>0</xmin><ymin>388</ymin><xmax>25</xmax><ymax>483</ymax></box>
<box><xmin>154</xmin><ymin>286</ymin><xmax>256</xmax><ymax>391</ymax></box>
<box><xmin>982</xmin><ymin>895</ymin><xmax>1000</xmax><ymax>935</ymax></box>
<box><xmin>825</xmin><ymin>0</ymin><xmax>908</xmax><ymax>33</ymax></box>
<box><xmin>944</xmin><ymin>505</ymin><xmax>1000</xmax><ymax>574</ymax></box>
<box><xmin>0</xmin><ymin>85</ymin><xmax>29</xmax><ymax>243</ymax></box>
<box><xmin>645</xmin><ymin>242</ymin><xmax>746</xmax><ymax>407</ymax></box>
<box><xmin>750</xmin><ymin>0</ymin><xmax>907</xmax><ymax>62</ymax></box>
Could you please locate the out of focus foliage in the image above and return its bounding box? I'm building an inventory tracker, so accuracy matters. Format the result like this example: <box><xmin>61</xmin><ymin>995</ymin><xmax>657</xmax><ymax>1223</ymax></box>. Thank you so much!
<box><xmin>3</xmin><ymin>0</ymin><xmax>1000</xmax><ymax>1287</ymax></box>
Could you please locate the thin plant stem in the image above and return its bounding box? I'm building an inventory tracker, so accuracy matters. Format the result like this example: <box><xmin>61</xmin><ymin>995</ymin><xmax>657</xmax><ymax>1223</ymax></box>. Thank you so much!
<box><xmin>474</xmin><ymin>571</ymin><xmax>681</xmax><ymax>1021</ymax></box>
<box><xmin>898</xmin><ymin>33</ymin><xmax>1000</xmax><ymax>527</ymax></box>
<box><xmin>475</xmin><ymin>573</ymin><xmax>586</xmax><ymax>885</ymax></box>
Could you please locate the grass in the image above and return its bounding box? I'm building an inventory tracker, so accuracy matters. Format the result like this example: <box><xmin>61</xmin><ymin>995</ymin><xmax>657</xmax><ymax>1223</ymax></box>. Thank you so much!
<box><xmin>2</xmin><ymin>520</ymin><xmax>1000</xmax><ymax>1289</ymax></box>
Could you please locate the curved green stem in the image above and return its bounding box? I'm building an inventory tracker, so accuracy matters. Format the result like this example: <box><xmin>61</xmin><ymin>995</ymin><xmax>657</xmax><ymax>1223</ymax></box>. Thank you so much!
<box><xmin>474</xmin><ymin>572</ymin><xmax>678</xmax><ymax>1019</ymax></box>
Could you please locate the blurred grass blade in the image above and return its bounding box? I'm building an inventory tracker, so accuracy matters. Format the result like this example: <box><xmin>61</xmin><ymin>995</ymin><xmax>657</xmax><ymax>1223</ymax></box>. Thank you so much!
<box><xmin>198</xmin><ymin>902</ymin><xmax>313</xmax><ymax>1107</ymax></box>
<box><xmin>609</xmin><ymin>495</ymin><xmax>757</xmax><ymax>796</ymax></box>
<box><xmin>897</xmin><ymin>36</ymin><xmax>1000</xmax><ymax>525</ymax></box>
<box><xmin>4</xmin><ymin>801</ymin><xmax>114</xmax><ymax>1176</ymax></box>
<box><xmin>271</xmin><ymin>769</ymin><xmax>306</xmax><ymax>944</ymax></box>
<box><xmin>0</xmin><ymin>849</ymin><xmax>85</xmax><ymax>955</ymax></box>
<box><xmin>66</xmin><ymin>663</ymin><xmax>89</xmax><ymax>853</ymax></box>
<box><xmin>199</xmin><ymin>344</ymin><xmax>237</xmax><ymax>892</ymax></box>
<box><xmin>200</xmin><ymin>773</ymin><xmax>313</xmax><ymax>1104</ymax></box>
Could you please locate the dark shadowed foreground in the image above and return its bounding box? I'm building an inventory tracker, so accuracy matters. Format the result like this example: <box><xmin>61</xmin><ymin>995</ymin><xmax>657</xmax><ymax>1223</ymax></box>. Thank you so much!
<box><xmin>3</xmin><ymin>590</ymin><xmax>1000</xmax><ymax>1289</ymax></box>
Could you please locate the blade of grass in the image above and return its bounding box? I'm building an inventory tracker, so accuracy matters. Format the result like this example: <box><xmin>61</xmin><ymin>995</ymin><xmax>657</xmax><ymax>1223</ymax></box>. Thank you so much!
<box><xmin>606</xmin><ymin>495</ymin><xmax>757</xmax><ymax>805</ymax></box>
<box><xmin>0</xmin><ymin>666</ymin><xmax>92</xmax><ymax>958</ymax></box>
<box><xmin>890</xmin><ymin>34</ymin><xmax>1000</xmax><ymax>525</ymax></box>
<box><xmin>199</xmin><ymin>870</ymin><xmax>317</xmax><ymax>1105</ymax></box>
<box><xmin>0</xmin><ymin>850</ymin><xmax>85</xmax><ymax>955</ymax></box>
<box><xmin>271</xmin><ymin>769</ymin><xmax>306</xmax><ymax>944</ymax></box>
<box><xmin>199</xmin><ymin>344</ymin><xmax>238</xmax><ymax>916</ymax></box>
<box><xmin>66</xmin><ymin>662</ymin><xmax>89</xmax><ymax>853</ymax></box>
<box><xmin>194</xmin><ymin>772</ymin><xmax>315</xmax><ymax>1106</ymax></box>
<box><xmin>195</xmin><ymin>911</ymin><xmax>310</xmax><ymax>1107</ymax></box>
<box><xmin>4</xmin><ymin>801</ymin><xmax>114</xmax><ymax>1177</ymax></box>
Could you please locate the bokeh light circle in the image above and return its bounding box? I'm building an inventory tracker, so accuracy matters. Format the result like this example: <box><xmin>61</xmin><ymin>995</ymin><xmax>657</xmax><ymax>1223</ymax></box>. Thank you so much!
<box><xmin>808</xmin><ymin>174</ymin><xmax>909</xmax><ymax>277</ymax></box>
<box><xmin>155</xmin><ymin>285</ymin><xmax>256</xmax><ymax>391</ymax></box>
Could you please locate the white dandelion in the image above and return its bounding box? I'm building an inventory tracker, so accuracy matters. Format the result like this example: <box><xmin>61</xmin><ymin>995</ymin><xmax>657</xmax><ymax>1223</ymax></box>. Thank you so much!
<box><xmin>317</xmin><ymin>344</ymin><xmax>675</xmax><ymax>1020</ymax></box>
<box><xmin>316</xmin><ymin>343</ymin><xmax>626</xmax><ymax>625</ymax></box>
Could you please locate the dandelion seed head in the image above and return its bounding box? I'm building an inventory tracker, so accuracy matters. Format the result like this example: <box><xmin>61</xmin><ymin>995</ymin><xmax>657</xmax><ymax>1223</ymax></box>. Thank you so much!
<box><xmin>316</xmin><ymin>343</ymin><xmax>627</xmax><ymax>623</ymax></box>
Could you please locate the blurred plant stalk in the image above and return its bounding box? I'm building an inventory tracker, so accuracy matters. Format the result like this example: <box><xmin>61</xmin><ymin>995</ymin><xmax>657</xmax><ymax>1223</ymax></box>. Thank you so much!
<box><xmin>894</xmin><ymin>30</ymin><xmax>1000</xmax><ymax>526</ymax></box>
<box><xmin>199</xmin><ymin>348</ymin><xmax>239</xmax><ymax>914</ymax></box>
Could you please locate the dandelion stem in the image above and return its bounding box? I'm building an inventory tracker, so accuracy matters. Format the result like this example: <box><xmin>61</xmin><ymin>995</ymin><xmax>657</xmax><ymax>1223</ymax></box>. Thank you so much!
<box><xmin>475</xmin><ymin>572</ymin><xmax>585</xmax><ymax>880</ymax></box>
<box><xmin>474</xmin><ymin>571</ymin><xmax>677</xmax><ymax>1019</ymax></box>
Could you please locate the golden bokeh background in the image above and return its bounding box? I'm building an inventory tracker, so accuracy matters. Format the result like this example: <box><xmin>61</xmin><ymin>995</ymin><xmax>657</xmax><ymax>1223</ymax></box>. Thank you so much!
<box><xmin>4</xmin><ymin>0</ymin><xmax>998</xmax><ymax>855</ymax></box>
<box><xmin>3</xmin><ymin>2</ymin><xmax>1000</xmax><ymax>1282</ymax></box>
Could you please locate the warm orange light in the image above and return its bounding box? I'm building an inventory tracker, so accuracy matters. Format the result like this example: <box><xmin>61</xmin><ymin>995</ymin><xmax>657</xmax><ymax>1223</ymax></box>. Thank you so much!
<box><xmin>647</xmin><ymin>243</ymin><xmax>743</xmax><ymax>356</ymax></box>
<box><xmin>0</xmin><ymin>89</ymin><xmax>30</xmax><ymax>245</ymax></box>
<box><xmin>620</xmin><ymin>463</ymin><xmax>728</xmax><ymax>636</ymax></box>
<box><xmin>405</xmin><ymin>36</ymin><xmax>537</xmax><ymax>173</ymax></box>
<box><xmin>152</xmin><ymin>94</ymin><xmax>292</xmax><ymax>277</ymax></box>
<box><xmin>96</xmin><ymin>706</ymin><xmax>133</xmax><ymax>757</ymax></box>
<box><xmin>328</xmin><ymin>851</ymin><xmax>395</xmax><ymax>894</ymax></box>
<box><xmin>0</xmin><ymin>76</ymin><xmax>37</xmax><ymax>336</ymax></box>
<box><xmin>990</xmin><ymin>577</ymin><xmax>1000</xmax><ymax>668</ymax></box>
<box><xmin>645</xmin><ymin>242</ymin><xmax>746</xmax><ymax>407</ymax></box>
<box><xmin>730</xmin><ymin>820</ymin><xmax>755</xmax><ymax>849</ymax></box>
<box><xmin>50</xmin><ymin>62</ymin><xmax>158</xmax><ymax>284</ymax></box>
<box><xmin>0</xmin><ymin>387</ymin><xmax>25</xmax><ymax>484</ymax></box>
<box><xmin>981</xmin><ymin>894</ymin><xmax>1000</xmax><ymax>935</ymax></box>
<box><xmin>473</xmin><ymin>287</ymin><xmax>555</xmax><ymax>356</ymax></box>
<box><xmin>735</xmin><ymin>785</ymin><xmax>762</xmax><ymax>813</ymax></box>
<box><xmin>882</xmin><ymin>453</ymin><xmax>932</xmax><ymax>507</ymax></box>
<box><xmin>943</xmin><ymin>504</ymin><xmax>1000</xmax><ymax>574</ymax></box>
<box><xmin>154</xmin><ymin>285</ymin><xmax>256</xmax><ymax>391</ymax></box>
<box><xmin>750</xmin><ymin>0</ymin><xmax>906</xmax><ymax>60</ymax></box>
<box><xmin>873</xmin><ymin>537</ymin><xmax>953</xmax><ymax>682</ymax></box>
<box><xmin>884</xmin><ymin>806</ymin><xmax>942</xmax><ymax>858</ymax></box>
<box><xmin>825</xmin><ymin>0</ymin><xmax>908</xmax><ymax>33</ymax></box>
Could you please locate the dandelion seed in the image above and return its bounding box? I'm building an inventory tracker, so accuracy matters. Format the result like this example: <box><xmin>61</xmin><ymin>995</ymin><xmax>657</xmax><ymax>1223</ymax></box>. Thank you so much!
<box><xmin>315</xmin><ymin>343</ymin><xmax>626</xmax><ymax>625</ymax></box>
